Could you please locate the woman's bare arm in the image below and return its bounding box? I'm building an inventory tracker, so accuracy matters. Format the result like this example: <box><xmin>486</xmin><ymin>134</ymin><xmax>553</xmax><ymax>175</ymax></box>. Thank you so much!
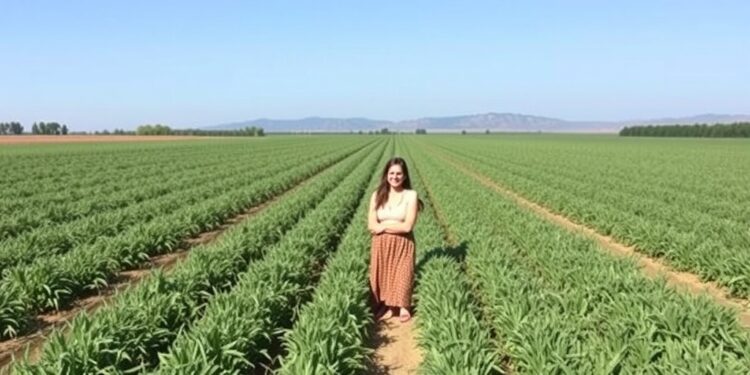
<box><xmin>368</xmin><ymin>191</ymin><xmax>383</xmax><ymax>234</ymax></box>
<box><xmin>382</xmin><ymin>190</ymin><xmax>418</xmax><ymax>234</ymax></box>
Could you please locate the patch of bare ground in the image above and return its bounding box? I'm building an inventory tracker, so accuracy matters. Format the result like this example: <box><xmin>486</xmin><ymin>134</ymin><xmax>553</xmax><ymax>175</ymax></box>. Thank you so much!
<box><xmin>368</xmin><ymin>319</ymin><xmax>422</xmax><ymax>375</ymax></box>
<box><xmin>0</xmin><ymin>169</ymin><xmax>319</xmax><ymax>371</ymax></box>
<box><xmin>0</xmin><ymin>135</ymin><xmax>227</xmax><ymax>144</ymax></box>
<box><xmin>432</xmin><ymin>149</ymin><xmax>750</xmax><ymax>330</ymax></box>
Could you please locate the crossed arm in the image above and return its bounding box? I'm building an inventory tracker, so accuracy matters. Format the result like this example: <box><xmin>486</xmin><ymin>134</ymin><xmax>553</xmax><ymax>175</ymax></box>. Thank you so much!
<box><xmin>368</xmin><ymin>190</ymin><xmax>418</xmax><ymax>235</ymax></box>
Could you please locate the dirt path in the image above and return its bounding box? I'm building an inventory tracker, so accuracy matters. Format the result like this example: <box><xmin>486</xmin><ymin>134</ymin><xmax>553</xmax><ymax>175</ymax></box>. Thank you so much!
<box><xmin>432</xmin><ymin>149</ymin><xmax>750</xmax><ymax>329</ymax></box>
<box><xmin>0</xmin><ymin>168</ymin><xmax>326</xmax><ymax>370</ymax></box>
<box><xmin>369</xmin><ymin>318</ymin><xmax>422</xmax><ymax>374</ymax></box>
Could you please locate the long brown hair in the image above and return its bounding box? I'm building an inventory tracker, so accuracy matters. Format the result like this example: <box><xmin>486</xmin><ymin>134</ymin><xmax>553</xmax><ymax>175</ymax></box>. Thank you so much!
<box><xmin>375</xmin><ymin>157</ymin><xmax>423</xmax><ymax>211</ymax></box>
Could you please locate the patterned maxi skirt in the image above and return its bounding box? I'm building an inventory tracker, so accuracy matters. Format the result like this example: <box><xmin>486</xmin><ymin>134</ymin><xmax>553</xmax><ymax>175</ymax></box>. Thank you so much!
<box><xmin>370</xmin><ymin>232</ymin><xmax>416</xmax><ymax>308</ymax></box>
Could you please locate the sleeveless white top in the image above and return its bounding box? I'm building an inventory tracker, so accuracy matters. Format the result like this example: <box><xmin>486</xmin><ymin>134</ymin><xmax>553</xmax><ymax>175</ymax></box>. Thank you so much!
<box><xmin>376</xmin><ymin>190</ymin><xmax>413</xmax><ymax>223</ymax></box>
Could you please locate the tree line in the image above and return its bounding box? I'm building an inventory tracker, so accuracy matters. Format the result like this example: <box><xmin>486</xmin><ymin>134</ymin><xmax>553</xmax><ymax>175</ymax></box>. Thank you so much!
<box><xmin>0</xmin><ymin>122</ymin><xmax>69</xmax><ymax>135</ymax></box>
<box><xmin>135</xmin><ymin>124</ymin><xmax>265</xmax><ymax>136</ymax></box>
<box><xmin>0</xmin><ymin>122</ymin><xmax>24</xmax><ymax>135</ymax></box>
<box><xmin>620</xmin><ymin>122</ymin><xmax>750</xmax><ymax>138</ymax></box>
<box><xmin>32</xmin><ymin>122</ymin><xmax>69</xmax><ymax>135</ymax></box>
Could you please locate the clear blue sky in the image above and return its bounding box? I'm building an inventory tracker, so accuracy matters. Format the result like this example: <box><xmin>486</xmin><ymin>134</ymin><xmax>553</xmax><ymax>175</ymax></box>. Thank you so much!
<box><xmin>1</xmin><ymin>1</ymin><xmax>748</xmax><ymax>131</ymax></box>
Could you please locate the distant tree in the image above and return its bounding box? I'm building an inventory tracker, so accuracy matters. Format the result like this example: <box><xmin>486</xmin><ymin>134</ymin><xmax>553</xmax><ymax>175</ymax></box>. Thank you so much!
<box><xmin>485</xmin><ymin>129</ymin><xmax>490</xmax><ymax>134</ymax></box>
<box><xmin>415</xmin><ymin>128</ymin><xmax>427</xmax><ymax>134</ymax></box>
<box><xmin>32</xmin><ymin>121</ymin><xmax>62</xmax><ymax>135</ymax></box>
<box><xmin>61</xmin><ymin>124</ymin><xmax>69</xmax><ymax>135</ymax></box>
<box><xmin>49</xmin><ymin>122</ymin><xmax>61</xmax><ymax>135</ymax></box>
<box><xmin>10</xmin><ymin>122</ymin><xmax>24</xmax><ymax>134</ymax></box>
<box><xmin>0</xmin><ymin>122</ymin><xmax>22</xmax><ymax>134</ymax></box>
<box><xmin>379</xmin><ymin>127</ymin><xmax>390</xmax><ymax>134</ymax></box>
<box><xmin>461</xmin><ymin>130</ymin><xmax>467</xmax><ymax>135</ymax></box>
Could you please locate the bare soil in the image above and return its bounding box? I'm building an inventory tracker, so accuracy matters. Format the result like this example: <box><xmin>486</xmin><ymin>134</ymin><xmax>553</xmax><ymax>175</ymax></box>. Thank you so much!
<box><xmin>0</xmin><ymin>169</ymin><xmax>318</xmax><ymax>371</ymax></box>
<box><xmin>436</xmin><ymin>151</ymin><xmax>750</xmax><ymax>329</ymax></box>
<box><xmin>0</xmin><ymin>135</ymin><xmax>213</xmax><ymax>144</ymax></box>
<box><xmin>368</xmin><ymin>318</ymin><xmax>423</xmax><ymax>375</ymax></box>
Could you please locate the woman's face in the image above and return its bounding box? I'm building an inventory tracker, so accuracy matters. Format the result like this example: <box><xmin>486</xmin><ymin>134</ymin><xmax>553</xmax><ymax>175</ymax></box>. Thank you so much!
<box><xmin>387</xmin><ymin>165</ymin><xmax>404</xmax><ymax>188</ymax></box>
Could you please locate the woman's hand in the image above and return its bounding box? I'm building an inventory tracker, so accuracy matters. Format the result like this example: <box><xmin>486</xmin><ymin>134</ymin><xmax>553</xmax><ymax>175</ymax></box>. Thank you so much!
<box><xmin>370</xmin><ymin>223</ymin><xmax>386</xmax><ymax>235</ymax></box>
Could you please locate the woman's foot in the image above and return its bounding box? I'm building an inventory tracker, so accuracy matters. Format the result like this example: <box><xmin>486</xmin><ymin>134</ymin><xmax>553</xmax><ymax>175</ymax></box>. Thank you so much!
<box><xmin>377</xmin><ymin>306</ymin><xmax>393</xmax><ymax>321</ymax></box>
<box><xmin>398</xmin><ymin>307</ymin><xmax>411</xmax><ymax>323</ymax></box>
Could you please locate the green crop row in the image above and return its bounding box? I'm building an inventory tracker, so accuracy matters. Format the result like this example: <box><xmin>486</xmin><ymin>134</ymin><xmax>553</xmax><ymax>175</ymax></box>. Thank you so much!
<box><xmin>0</xmin><ymin>140</ymin><xmax>333</xmax><ymax>242</ymax></box>
<box><xmin>0</xmin><ymin>141</ymin><xmax>374</xmax><ymax>340</ymax></box>
<box><xmin>408</xmin><ymin>139</ymin><xmax>750</xmax><ymax>373</ymax></box>
<box><xmin>404</xmin><ymin>140</ymin><xmax>502</xmax><ymax>375</ymax></box>
<box><xmin>12</xmin><ymin>140</ymin><xmax>386</xmax><ymax>374</ymax></box>
<box><xmin>275</xmin><ymin>145</ymin><xmax>391</xmax><ymax>374</ymax></box>
<box><xmin>1</xmin><ymin>137</ymin><xmax>318</xmax><ymax>187</ymax></box>
<box><xmin>0</xmin><ymin>139</ymin><xmax>345</xmax><ymax>240</ymax></box>
<box><xmin>277</xmin><ymin>136</ymin><xmax>501</xmax><ymax>374</ymax></box>
<box><xmin>153</xmin><ymin>139</ymin><xmax>386</xmax><ymax>374</ymax></box>
<box><xmin>428</xmin><ymin>139</ymin><xmax>750</xmax><ymax>297</ymax></box>
<box><xmin>0</xmin><ymin>143</ymin><xmax>341</xmax><ymax>274</ymax></box>
<box><xmin>420</xmin><ymin>137</ymin><xmax>750</xmax><ymax>297</ymax></box>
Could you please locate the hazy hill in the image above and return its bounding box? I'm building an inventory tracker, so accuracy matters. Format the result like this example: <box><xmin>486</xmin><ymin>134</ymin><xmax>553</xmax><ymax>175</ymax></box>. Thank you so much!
<box><xmin>207</xmin><ymin>113</ymin><xmax>750</xmax><ymax>133</ymax></box>
<box><xmin>211</xmin><ymin>117</ymin><xmax>391</xmax><ymax>133</ymax></box>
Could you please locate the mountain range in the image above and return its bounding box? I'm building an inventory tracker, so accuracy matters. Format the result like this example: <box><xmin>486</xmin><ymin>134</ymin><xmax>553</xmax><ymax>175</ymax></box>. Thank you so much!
<box><xmin>207</xmin><ymin>113</ymin><xmax>750</xmax><ymax>133</ymax></box>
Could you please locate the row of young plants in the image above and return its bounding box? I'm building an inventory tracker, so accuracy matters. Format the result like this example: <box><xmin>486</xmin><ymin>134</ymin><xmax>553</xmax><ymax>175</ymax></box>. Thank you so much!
<box><xmin>424</xmin><ymin>138</ymin><xmax>750</xmax><ymax>297</ymax></box>
<box><xmin>428</xmin><ymin>136</ymin><xmax>749</xmax><ymax>223</ymax></box>
<box><xmin>0</xmin><ymin>139</ymin><xmax>345</xmax><ymax>240</ymax></box>
<box><xmin>11</xmin><ymin>140</ymin><xmax>387</xmax><ymax>374</ymax></box>
<box><xmin>440</xmin><ymin>138</ymin><xmax>749</xmax><ymax>233</ymax></box>
<box><xmin>0</xmin><ymin>141</ymin><xmax>376</xmax><ymax>340</ymax></box>
<box><xmin>0</xmin><ymin>144</ymin><xmax>342</xmax><ymax>272</ymax></box>
<box><xmin>0</xmin><ymin>151</ymin><xmax>222</xmax><ymax>216</ymax></box>
<box><xmin>152</xmin><ymin>139</ymin><xmax>387</xmax><ymax>374</ymax></box>
<box><xmin>2</xmin><ymin>141</ymin><xmax>205</xmax><ymax>183</ymax></box>
<box><xmin>426</xmin><ymin>137</ymin><xmax>749</xmax><ymax>226</ymax></box>
<box><xmin>1</xmin><ymin>137</ymin><xmax>343</xmax><ymax>186</ymax></box>
<box><xmin>0</xmin><ymin>161</ymin><xmax>259</xmax><ymax>265</ymax></box>
<box><xmin>1</xmin><ymin>141</ymin><xmax>230</xmax><ymax>199</ymax></box>
<box><xmin>408</xmin><ymin>140</ymin><xmax>750</xmax><ymax>373</ymax></box>
<box><xmin>404</xmin><ymin>140</ymin><xmax>502</xmax><ymax>374</ymax></box>
<box><xmin>0</xmin><ymin>137</ymin><xmax>341</xmax><ymax>212</ymax></box>
<box><xmin>276</xmin><ymin>137</ymin><xmax>501</xmax><ymax>374</ymax></box>
<box><xmin>0</xmin><ymin>136</ymin><xmax>307</xmax><ymax>183</ymax></box>
<box><xmin>274</xmin><ymin>143</ymin><xmax>393</xmax><ymax>374</ymax></box>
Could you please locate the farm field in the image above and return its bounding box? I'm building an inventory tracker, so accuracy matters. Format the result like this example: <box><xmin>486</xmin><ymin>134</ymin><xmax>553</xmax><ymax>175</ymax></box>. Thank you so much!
<box><xmin>415</xmin><ymin>135</ymin><xmax>750</xmax><ymax>298</ymax></box>
<box><xmin>0</xmin><ymin>135</ymin><xmax>212</xmax><ymax>145</ymax></box>
<box><xmin>2</xmin><ymin>134</ymin><xmax>750</xmax><ymax>373</ymax></box>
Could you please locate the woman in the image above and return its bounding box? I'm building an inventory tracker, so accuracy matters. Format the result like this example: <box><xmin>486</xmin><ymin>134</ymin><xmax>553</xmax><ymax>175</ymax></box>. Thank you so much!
<box><xmin>368</xmin><ymin>157</ymin><xmax>421</xmax><ymax>323</ymax></box>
